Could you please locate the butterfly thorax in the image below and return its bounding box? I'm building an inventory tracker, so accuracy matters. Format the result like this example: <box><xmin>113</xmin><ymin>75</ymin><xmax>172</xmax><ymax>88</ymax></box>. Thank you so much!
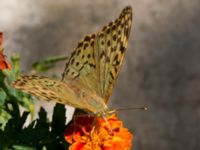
<box><xmin>74</xmin><ymin>87</ymin><xmax>108</xmax><ymax>114</ymax></box>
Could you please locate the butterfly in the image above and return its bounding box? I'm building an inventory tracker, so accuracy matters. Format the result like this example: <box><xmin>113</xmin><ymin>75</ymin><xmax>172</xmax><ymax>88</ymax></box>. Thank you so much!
<box><xmin>13</xmin><ymin>6</ymin><xmax>132</xmax><ymax>116</ymax></box>
<box><xmin>0</xmin><ymin>32</ymin><xmax>11</xmax><ymax>70</ymax></box>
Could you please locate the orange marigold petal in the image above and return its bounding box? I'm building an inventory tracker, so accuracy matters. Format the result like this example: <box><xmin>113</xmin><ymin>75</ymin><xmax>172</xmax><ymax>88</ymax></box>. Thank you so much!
<box><xmin>0</xmin><ymin>32</ymin><xmax>11</xmax><ymax>70</ymax></box>
<box><xmin>65</xmin><ymin>114</ymin><xmax>133</xmax><ymax>150</ymax></box>
<box><xmin>69</xmin><ymin>142</ymin><xmax>85</xmax><ymax>150</ymax></box>
<box><xmin>103</xmin><ymin>136</ymin><xmax>130</xmax><ymax>150</ymax></box>
<box><xmin>73</xmin><ymin>131</ymin><xmax>85</xmax><ymax>143</ymax></box>
<box><xmin>64</xmin><ymin>124</ymin><xmax>75</xmax><ymax>143</ymax></box>
<box><xmin>0</xmin><ymin>32</ymin><xmax>2</xmax><ymax>50</ymax></box>
<box><xmin>114</xmin><ymin>128</ymin><xmax>133</xmax><ymax>148</ymax></box>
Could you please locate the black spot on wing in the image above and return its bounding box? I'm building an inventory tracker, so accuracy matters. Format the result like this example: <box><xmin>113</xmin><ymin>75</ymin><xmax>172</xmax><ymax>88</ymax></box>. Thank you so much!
<box><xmin>110</xmin><ymin>72</ymin><xmax>114</xmax><ymax>80</ymax></box>
<box><xmin>108</xmin><ymin>22</ymin><xmax>113</xmax><ymax>26</ymax></box>
<box><xmin>77</xmin><ymin>49</ymin><xmax>81</xmax><ymax>55</ymax></box>
<box><xmin>112</xmin><ymin>25</ymin><xmax>116</xmax><ymax>30</ymax></box>
<box><xmin>76</xmin><ymin>62</ymin><xmax>80</xmax><ymax>66</ymax></box>
<box><xmin>77</xmin><ymin>42</ymin><xmax>83</xmax><ymax>48</ymax></box>
<box><xmin>91</xmin><ymin>41</ymin><xmax>94</xmax><ymax>47</ymax></box>
<box><xmin>84</xmin><ymin>43</ymin><xmax>89</xmax><ymax>50</ymax></box>
<box><xmin>106</xmin><ymin>28</ymin><xmax>110</xmax><ymax>34</ymax></box>
<box><xmin>107</xmin><ymin>40</ymin><xmax>111</xmax><ymax>46</ymax></box>
<box><xmin>112</xmin><ymin>34</ymin><xmax>117</xmax><ymax>41</ymax></box>
<box><xmin>87</xmin><ymin>54</ymin><xmax>91</xmax><ymax>58</ymax></box>
<box><xmin>114</xmin><ymin>67</ymin><xmax>118</xmax><ymax>73</ymax></box>
<box><xmin>89</xmin><ymin>63</ymin><xmax>96</xmax><ymax>68</ymax></box>
<box><xmin>70</xmin><ymin>58</ymin><xmax>75</xmax><ymax>65</ymax></box>
<box><xmin>120</xmin><ymin>45</ymin><xmax>126</xmax><ymax>53</ymax></box>
<box><xmin>91</xmin><ymin>34</ymin><xmax>96</xmax><ymax>39</ymax></box>
<box><xmin>100</xmin><ymin>51</ymin><xmax>106</xmax><ymax>58</ymax></box>
<box><xmin>84</xmin><ymin>35</ymin><xmax>91</xmax><ymax>41</ymax></box>
<box><xmin>118</xmin><ymin>30</ymin><xmax>121</xmax><ymax>35</ymax></box>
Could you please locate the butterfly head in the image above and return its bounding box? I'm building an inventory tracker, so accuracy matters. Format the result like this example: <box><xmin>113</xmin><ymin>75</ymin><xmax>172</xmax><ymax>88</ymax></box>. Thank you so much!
<box><xmin>95</xmin><ymin>109</ymin><xmax>115</xmax><ymax>118</ymax></box>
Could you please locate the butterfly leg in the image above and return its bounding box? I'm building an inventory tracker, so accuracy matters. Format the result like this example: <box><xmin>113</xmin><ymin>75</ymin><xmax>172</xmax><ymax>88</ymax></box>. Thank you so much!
<box><xmin>72</xmin><ymin>115</ymin><xmax>79</xmax><ymax>137</ymax></box>
<box><xmin>72</xmin><ymin>114</ymin><xmax>86</xmax><ymax>137</ymax></box>
<box><xmin>89</xmin><ymin>115</ymin><xmax>98</xmax><ymax>148</ymax></box>
<box><xmin>102</xmin><ymin>113</ymin><xmax>113</xmax><ymax>135</ymax></box>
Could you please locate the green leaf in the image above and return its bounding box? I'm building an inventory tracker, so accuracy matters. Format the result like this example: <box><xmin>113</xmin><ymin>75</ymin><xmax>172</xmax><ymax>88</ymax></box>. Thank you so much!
<box><xmin>51</xmin><ymin>103</ymin><xmax>66</xmax><ymax>136</ymax></box>
<box><xmin>0</xmin><ymin>70</ymin><xmax>6</xmax><ymax>82</ymax></box>
<box><xmin>13</xmin><ymin>145</ymin><xmax>36</xmax><ymax>150</ymax></box>
<box><xmin>10</xmin><ymin>54</ymin><xmax>20</xmax><ymax>79</ymax></box>
<box><xmin>32</xmin><ymin>55</ymin><xmax>68</xmax><ymax>73</ymax></box>
<box><xmin>0</xmin><ymin>108</ymin><xmax>11</xmax><ymax>130</ymax></box>
<box><xmin>0</xmin><ymin>52</ymin><xmax>70</xmax><ymax>149</ymax></box>
<box><xmin>0</xmin><ymin>88</ymin><xmax>6</xmax><ymax>104</ymax></box>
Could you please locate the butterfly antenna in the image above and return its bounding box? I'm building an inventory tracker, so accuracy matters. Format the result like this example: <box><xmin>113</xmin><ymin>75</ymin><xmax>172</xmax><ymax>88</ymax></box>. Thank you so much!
<box><xmin>113</xmin><ymin>106</ymin><xmax>148</xmax><ymax>112</ymax></box>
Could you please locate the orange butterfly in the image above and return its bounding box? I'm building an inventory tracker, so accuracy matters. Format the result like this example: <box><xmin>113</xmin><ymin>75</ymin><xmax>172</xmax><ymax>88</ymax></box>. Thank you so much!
<box><xmin>0</xmin><ymin>32</ymin><xmax>11</xmax><ymax>70</ymax></box>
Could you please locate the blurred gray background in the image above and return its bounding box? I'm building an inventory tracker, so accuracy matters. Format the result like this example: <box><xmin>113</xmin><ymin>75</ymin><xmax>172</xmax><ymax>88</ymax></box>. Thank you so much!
<box><xmin>1</xmin><ymin>0</ymin><xmax>200</xmax><ymax>149</ymax></box>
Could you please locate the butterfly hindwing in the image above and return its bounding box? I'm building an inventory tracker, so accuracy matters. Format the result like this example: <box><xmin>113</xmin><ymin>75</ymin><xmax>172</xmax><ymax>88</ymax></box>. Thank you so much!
<box><xmin>13</xmin><ymin>75</ymin><xmax>107</xmax><ymax>113</ymax></box>
<box><xmin>13</xmin><ymin>75</ymin><xmax>80</xmax><ymax>106</ymax></box>
<box><xmin>62</xmin><ymin>34</ymin><xmax>100</xmax><ymax>94</ymax></box>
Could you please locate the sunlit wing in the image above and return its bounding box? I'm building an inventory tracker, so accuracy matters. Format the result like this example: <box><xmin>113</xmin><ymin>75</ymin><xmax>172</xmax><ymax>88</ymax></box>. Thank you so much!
<box><xmin>62</xmin><ymin>6</ymin><xmax>132</xmax><ymax>103</ymax></box>
<box><xmin>13</xmin><ymin>75</ymin><xmax>107</xmax><ymax>113</ymax></box>
<box><xmin>13</xmin><ymin>75</ymin><xmax>79</xmax><ymax>105</ymax></box>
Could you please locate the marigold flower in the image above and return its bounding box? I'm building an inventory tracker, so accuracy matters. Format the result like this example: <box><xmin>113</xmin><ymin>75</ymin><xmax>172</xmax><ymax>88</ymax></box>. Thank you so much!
<box><xmin>0</xmin><ymin>32</ymin><xmax>2</xmax><ymax>50</ymax></box>
<box><xmin>64</xmin><ymin>114</ymin><xmax>132</xmax><ymax>150</ymax></box>
<box><xmin>0</xmin><ymin>32</ymin><xmax>11</xmax><ymax>70</ymax></box>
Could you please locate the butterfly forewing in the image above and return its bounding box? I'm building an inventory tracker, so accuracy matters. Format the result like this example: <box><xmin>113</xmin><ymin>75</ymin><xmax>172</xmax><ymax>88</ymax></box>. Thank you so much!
<box><xmin>62</xmin><ymin>6</ymin><xmax>132</xmax><ymax>102</ymax></box>
<box><xmin>102</xmin><ymin>7</ymin><xmax>132</xmax><ymax>102</ymax></box>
